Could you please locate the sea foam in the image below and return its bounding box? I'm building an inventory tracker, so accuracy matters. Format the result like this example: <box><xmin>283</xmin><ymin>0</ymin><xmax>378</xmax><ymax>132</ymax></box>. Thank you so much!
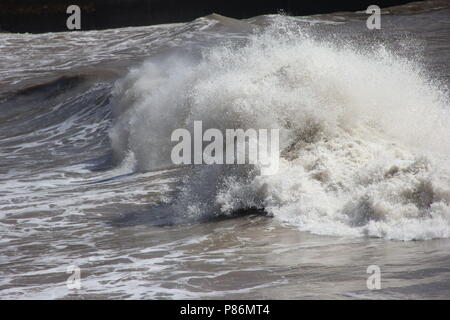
<box><xmin>110</xmin><ymin>17</ymin><xmax>450</xmax><ymax>240</ymax></box>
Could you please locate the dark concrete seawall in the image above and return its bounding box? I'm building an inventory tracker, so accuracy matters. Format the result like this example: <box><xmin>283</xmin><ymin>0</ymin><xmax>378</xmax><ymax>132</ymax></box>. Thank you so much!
<box><xmin>1</xmin><ymin>0</ymin><xmax>416</xmax><ymax>33</ymax></box>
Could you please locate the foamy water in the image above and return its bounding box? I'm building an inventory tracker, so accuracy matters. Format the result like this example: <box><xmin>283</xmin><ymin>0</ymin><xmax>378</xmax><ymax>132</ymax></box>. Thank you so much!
<box><xmin>1</xmin><ymin>4</ymin><xmax>450</xmax><ymax>299</ymax></box>
<box><xmin>110</xmin><ymin>15</ymin><xmax>450</xmax><ymax>240</ymax></box>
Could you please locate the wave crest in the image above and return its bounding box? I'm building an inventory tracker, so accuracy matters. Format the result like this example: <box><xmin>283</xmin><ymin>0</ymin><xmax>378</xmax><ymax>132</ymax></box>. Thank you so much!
<box><xmin>110</xmin><ymin>16</ymin><xmax>450</xmax><ymax>240</ymax></box>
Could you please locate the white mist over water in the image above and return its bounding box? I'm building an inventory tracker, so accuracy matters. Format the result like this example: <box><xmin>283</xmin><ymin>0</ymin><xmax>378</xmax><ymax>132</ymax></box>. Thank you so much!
<box><xmin>110</xmin><ymin>17</ymin><xmax>450</xmax><ymax>240</ymax></box>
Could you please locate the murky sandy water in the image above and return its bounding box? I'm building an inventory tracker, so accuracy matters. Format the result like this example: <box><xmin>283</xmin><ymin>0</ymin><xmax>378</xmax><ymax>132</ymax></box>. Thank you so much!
<box><xmin>1</xmin><ymin>3</ymin><xmax>450</xmax><ymax>299</ymax></box>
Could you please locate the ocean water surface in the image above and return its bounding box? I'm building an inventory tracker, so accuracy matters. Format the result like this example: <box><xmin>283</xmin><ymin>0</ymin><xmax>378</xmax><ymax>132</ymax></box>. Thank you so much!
<box><xmin>1</xmin><ymin>2</ymin><xmax>450</xmax><ymax>299</ymax></box>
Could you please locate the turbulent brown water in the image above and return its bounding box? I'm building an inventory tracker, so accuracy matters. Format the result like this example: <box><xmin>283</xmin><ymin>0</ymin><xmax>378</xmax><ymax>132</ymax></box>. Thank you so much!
<box><xmin>1</xmin><ymin>2</ymin><xmax>450</xmax><ymax>299</ymax></box>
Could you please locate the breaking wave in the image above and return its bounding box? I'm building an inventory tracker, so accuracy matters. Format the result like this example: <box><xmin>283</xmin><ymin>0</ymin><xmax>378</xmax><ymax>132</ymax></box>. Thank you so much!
<box><xmin>110</xmin><ymin>17</ymin><xmax>450</xmax><ymax>240</ymax></box>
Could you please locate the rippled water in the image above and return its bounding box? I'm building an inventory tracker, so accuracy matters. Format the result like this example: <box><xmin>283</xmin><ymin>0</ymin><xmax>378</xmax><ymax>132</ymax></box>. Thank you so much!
<box><xmin>1</xmin><ymin>3</ymin><xmax>450</xmax><ymax>299</ymax></box>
